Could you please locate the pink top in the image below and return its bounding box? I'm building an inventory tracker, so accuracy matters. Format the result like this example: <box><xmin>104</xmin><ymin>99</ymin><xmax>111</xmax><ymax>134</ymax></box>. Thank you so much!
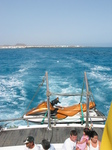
<box><xmin>76</xmin><ymin>135</ymin><xmax>89</xmax><ymax>150</ymax></box>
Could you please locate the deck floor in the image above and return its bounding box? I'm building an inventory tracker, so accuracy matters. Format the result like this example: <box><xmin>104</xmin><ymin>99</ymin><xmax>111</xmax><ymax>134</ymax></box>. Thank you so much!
<box><xmin>0</xmin><ymin>125</ymin><xmax>104</xmax><ymax>147</ymax></box>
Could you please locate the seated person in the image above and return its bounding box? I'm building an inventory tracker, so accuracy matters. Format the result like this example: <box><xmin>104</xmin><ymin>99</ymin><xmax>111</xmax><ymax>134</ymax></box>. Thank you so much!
<box><xmin>85</xmin><ymin>130</ymin><xmax>100</xmax><ymax>150</ymax></box>
<box><xmin>24</xmin><ymin>136</ymin><xmax>40</xmax><ymax>150</ymax></box>
<box><xmin>62</xmin><ymin>130</ymin><xmax>77</xmax><ymax>150</ymax></box>
<box><xmin>42</xmin><ymin>139</ymin><xmax>55</xmax><ymax>150</ymax></box>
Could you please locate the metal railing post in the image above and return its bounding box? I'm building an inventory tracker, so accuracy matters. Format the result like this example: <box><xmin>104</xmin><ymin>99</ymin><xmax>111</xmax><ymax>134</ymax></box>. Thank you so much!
<box><xmin>84</xmin><ymin>72</ymin><xmax>89</xmax><ymax>127</ymax></box>
<box><xmin>45</xmin><ymin>72</ymin><xmax>51</xmax><ymax>130</ymax></box>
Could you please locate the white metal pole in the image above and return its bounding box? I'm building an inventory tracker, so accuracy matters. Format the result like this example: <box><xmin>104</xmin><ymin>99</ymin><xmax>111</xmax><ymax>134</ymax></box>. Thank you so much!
<box><xmin>46</xmin><ymin>72</ymin><xmax>51</xmax><ymax>130</ymax></box>
<box><xmin>84</xmin><ymin>72</ymin><xmax>89</xmax><ymax>127</ymax></box>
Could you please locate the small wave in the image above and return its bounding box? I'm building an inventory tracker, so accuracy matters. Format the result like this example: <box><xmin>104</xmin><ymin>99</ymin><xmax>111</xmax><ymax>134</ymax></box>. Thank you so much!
<box><xmin>94</xmin><ymin>92</ymin><xmax>105</xmax><ymax>102</ymax></box>
<box><xmin>18</xmin><ymin>97</ymin><xmax>25</xmax><ymax>101</ymax></box>
<box><xmin>88</xmin><ymin>71</ymin><xmax>103</xmax><ymax>80</ymax></box>
<box><xmin>19</xmin><ymin>68</ymin><xmax>26</xmax><ymax>72</ymax></box>
<box><xmin>88</xmin><ymin>71</ymin><xmax>112</xmax><ymax>82</ymax></box>
<box><xmin>88</xmin><ymin>71</ymin><xmax>112</xmax><ymax>106</ymax></box>
<box><xmin>91</xmin><ymin>65</ymin><xmax>111</xmax><ymax>71</ymax></box>
<box><xmin>0</xmin><ymin>73</ymin><xmax>27</xmax><ymax>110</ymax></box>
<box><xmin>74</xmin><ymin>59</ymin><xmax>91</xmax><ymax>68</ymax></box>
<box><xmin>12</xmin><ymin>101</ymin><xmax>18</xmax><ymax>105</ymax></box>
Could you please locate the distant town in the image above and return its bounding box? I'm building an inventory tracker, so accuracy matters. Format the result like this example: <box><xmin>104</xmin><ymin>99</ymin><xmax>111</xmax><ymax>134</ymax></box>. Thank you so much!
<box><xmin>0</xmin><ymin>44</ymin><xmax>82</xmax><ymax>49</ymax></box>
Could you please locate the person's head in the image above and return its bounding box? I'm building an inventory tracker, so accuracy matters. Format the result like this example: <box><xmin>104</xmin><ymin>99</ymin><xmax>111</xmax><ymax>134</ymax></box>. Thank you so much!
<box><xmin>24</xmin><ymin>136</ymin><xmax>34</xmax><ymax>149</ymax></box>
<box><xmin>70</xmin><ymin>130</ymin><xmax>77</xmax><ymax>142</ymax></box>
<box><xmin>90</xmin><ymin>130</ymin><xmax>98</xmax><ymax>143</ymax></box>
<box><xmin>83</xmin><ymin>128</ymin><xmax>90</xmax><ymax>136</ymax></box>
<box><xmin>42</xmin><ymin>139</ymin><xmax>50</xmax><ymax>150</ymax></box>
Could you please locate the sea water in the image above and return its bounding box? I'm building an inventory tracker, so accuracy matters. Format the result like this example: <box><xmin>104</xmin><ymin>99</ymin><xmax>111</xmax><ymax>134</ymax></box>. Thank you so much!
<box><xmin>0</xmin><ymin>47</ymin><xmax>112</xmax><ymax>126</ymax></box>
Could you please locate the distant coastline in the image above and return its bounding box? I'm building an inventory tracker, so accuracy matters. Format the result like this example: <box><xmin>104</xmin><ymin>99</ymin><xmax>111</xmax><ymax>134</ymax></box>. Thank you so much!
<box><xmin>0</xmin><ymin>44</ymin><xmax>83</xmax><ymax>49</ymax></box>
<box><xmin>0</xmin><ymin>44</ymin><xmax>111</xmax><ymax>49</ymax></box>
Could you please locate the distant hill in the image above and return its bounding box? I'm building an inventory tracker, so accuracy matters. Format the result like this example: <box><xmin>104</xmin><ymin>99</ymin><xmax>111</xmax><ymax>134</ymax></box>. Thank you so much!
<box><xmin>15</xmin><ymin>43</ymin><xmax>26</xmax><ymax>46</ymax></box>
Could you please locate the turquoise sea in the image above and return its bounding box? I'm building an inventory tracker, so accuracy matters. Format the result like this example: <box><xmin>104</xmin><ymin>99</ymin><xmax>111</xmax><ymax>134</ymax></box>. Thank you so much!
<box><xmin>0</xmin><ymin>47</ymin><xmax>112</xmax><ymax>126</ymax></box>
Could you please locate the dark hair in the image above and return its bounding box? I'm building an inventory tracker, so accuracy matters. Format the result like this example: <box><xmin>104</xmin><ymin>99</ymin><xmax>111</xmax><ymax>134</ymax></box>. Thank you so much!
<box><xmin>70</xmin><ymin>130</ymin><xmax>77</xmax><ymax>136</ymax></box>
<box><xmin>42</xmin><ymin>139</ymin><xmax>50</xmax><ymax>150</ymax></box>
<box><xmin>83</xmin><ymin>128</ymin><xmax>90</xmax><ymax>136</ymax></box>
<box><xmin>90</xmin><ymin>130</ymin><xmax>98</xmax><ymax>138</ymax></box>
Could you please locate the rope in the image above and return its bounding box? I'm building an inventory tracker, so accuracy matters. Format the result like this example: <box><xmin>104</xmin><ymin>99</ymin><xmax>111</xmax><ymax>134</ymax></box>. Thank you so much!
<box><xmin>41</xmin><ymin>111</ymin><xmax>48</xmax><ymax>124</ymax></box>
<box><xmin>22</xmin><ymin>75</ymin><xmax>46</xmax><ymax>116</ymax></box>
<box><xmin>80</xmin><ymin>104</ymin><xmax>84</xmax><ymax>124</ymax></box>
<box><xmin>0</xmin><ymin>117</ymin><xmax>24</xmax><ymax>122</ymax></box>
<box><xmin>80</xmin><ymin>78</ymin><xmax>85</xmax><ymax>103</ymax></box>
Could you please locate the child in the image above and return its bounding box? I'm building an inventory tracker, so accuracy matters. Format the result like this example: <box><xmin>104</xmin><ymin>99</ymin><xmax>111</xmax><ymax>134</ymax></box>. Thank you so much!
<box><xmin>76</xmin><ymin>128</ymin><xmax>90</xmax><ymax>150</ymax></box>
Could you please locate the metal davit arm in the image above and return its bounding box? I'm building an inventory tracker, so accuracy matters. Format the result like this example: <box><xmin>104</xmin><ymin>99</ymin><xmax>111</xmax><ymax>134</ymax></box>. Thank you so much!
<box><xmin>45</xmin><ymin>72</ymin><xmax>51</xmax><ymax>130</ymax></box>
<box><xmin>84</xmin><ymin>72</ymin><xmax>89</xmax><ymax>127</ymax></box>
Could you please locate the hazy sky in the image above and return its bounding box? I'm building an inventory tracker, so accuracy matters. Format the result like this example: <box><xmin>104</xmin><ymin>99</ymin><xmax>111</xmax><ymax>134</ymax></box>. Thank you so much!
<box><xmin>0</xmin><ymin>0</ymin><xmax>112</xmax><ymax>46</ymax></box>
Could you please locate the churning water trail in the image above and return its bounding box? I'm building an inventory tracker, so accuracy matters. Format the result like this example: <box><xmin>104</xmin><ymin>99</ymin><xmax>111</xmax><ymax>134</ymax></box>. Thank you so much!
<box><xmin>0</xmin><ymin>47</ymin><xmax>112</xmax><ymax>126</ymax></box>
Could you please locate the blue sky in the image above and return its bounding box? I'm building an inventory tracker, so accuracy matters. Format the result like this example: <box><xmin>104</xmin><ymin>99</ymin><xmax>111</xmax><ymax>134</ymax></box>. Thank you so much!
<box><xmin>0</xmin><ymin>0</ymin><xmax>112</xmax><ymax>47</ymax></box>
